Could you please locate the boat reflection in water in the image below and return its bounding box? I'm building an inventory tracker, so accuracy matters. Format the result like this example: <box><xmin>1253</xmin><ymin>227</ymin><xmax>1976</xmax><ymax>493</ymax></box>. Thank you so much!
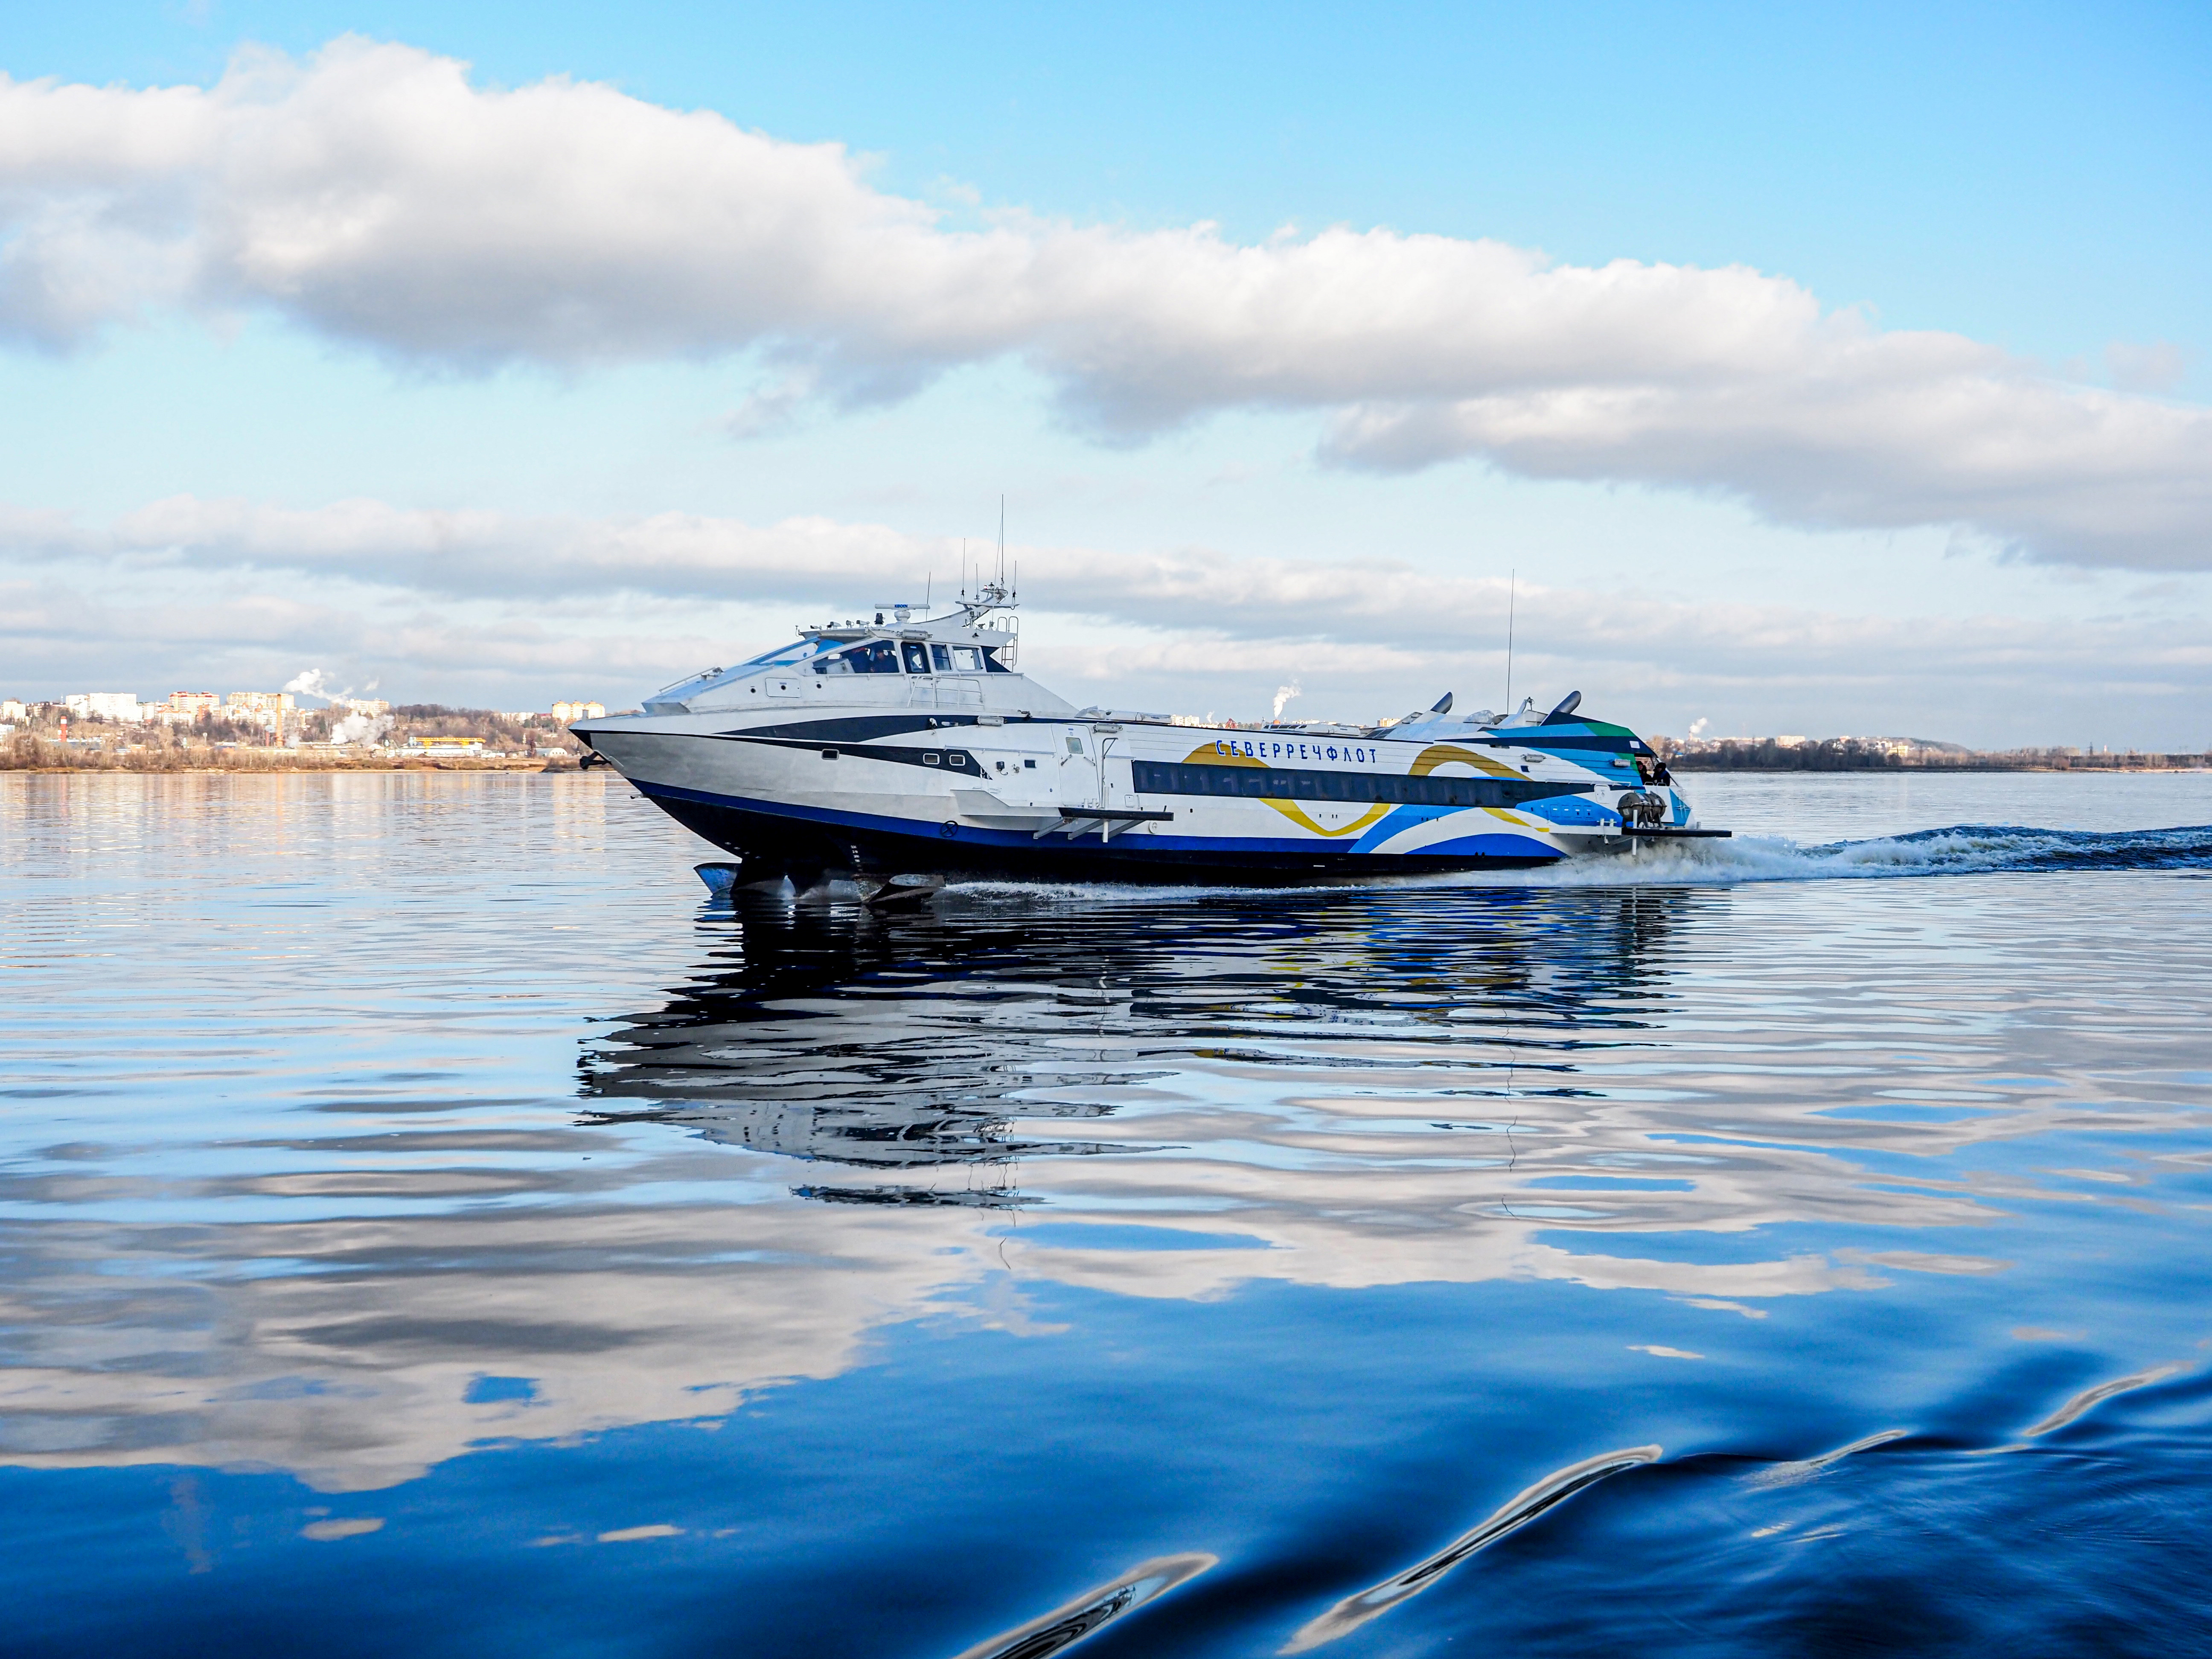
<box><xmin>580</xmin><ymin>896</ymin><xmax>1143</xmax><ymax>1205</ymax></box>
<box><xmin>579</xmin><ymin>869</ymin><xmax>2155</xmax><ymax>1319</ymax></box>
<box><xmin>579</xmin><ymin>879</ymin><xmax>1701</xmax><ymax>1217</ymax></box>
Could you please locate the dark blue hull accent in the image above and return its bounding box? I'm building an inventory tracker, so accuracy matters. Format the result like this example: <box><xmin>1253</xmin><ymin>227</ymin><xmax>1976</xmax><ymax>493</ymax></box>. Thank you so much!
<box><xmin>635</xmin><ymin>781</ymin><xmax>1563</xmax><ymax>884</ymax></box>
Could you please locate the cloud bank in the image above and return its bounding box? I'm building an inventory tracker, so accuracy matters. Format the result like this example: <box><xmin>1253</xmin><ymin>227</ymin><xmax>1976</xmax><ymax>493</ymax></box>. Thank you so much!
<box><xmin>0</xmin><ymin>492</ymin><xmax>2146</xmax><ymax>672</ymax></box>
<box><xmin>1</xmin><ymin>38</ymin><xmax>2207</xmax><ymax>570</ymax></box>
<box><xmin>7</xmin><ymin>497</ymin><xmax>2207</xmax><ymax>742</ymax></box>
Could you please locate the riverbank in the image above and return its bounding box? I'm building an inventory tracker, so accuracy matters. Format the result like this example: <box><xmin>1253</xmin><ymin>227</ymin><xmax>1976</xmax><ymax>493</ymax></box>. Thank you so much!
<box><xmin>1661</xmin><ymin>737</ymin><xmax>2207</xmax><ymax>773</ymax></box>
<box><xmin>1671</xmin><ymin>757</ymin><xmax>2209</xmax><ymax>773</ymax></box>
<box><xmin>1671</xmin><ymin>758</ymin><xmax>2209</xmax><ymax>774</ymax></box>
<box><xmin>0</xmin><ymin>737</ymin><xmax>587</xmax><ymax>774</ymax></box>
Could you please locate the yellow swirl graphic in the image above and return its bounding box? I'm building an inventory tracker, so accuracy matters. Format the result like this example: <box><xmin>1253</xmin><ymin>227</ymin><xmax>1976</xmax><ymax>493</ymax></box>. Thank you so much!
<box><xmin>1408</xmin><ymin>743</ymin><xmax>1522</xmax><ymax>780</ymax></box>
<box><xmin>1274</xmin><ymin>802</ymin><xmax>1390</xmax><ymax>838</ymax></box>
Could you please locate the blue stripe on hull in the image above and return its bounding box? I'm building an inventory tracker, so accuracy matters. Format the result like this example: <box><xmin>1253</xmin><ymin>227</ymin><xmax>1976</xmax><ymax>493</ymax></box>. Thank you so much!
<box><xmin>634</xmin><ymin>780</ymin><xmax>1566</xmax><ymax>879</ymax></box>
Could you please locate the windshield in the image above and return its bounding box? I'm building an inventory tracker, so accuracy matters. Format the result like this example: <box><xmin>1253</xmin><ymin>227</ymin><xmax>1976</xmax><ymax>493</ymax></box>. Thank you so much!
<box><xmin>740</xmin><ymin>640</ymin><xmax>821</xmax><ymax>668</ymax></box>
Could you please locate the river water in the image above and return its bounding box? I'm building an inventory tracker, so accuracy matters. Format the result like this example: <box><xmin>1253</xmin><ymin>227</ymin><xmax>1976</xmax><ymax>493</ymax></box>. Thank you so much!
<box><xmin>4</xmin><ymin>769</ymin><xmax>2211</xmax><ymax>1657</ymax></box>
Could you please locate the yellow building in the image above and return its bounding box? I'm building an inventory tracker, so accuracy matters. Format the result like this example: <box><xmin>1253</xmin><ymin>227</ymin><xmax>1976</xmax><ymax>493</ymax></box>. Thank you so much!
<box><xmin>226</xmin><ymin>691</ymin><xmax>295</xmax><ymax>716</ymax></box>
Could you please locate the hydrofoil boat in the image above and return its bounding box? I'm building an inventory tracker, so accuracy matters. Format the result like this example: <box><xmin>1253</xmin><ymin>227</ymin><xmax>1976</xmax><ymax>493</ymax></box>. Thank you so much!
<box><xmin>570</xmin><ymin>583</ymin><xmax>1724</xmax><ymax>888</ymax></box>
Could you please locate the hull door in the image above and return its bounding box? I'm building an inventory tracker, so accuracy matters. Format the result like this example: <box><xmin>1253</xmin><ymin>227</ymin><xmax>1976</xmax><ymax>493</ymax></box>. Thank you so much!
<box><xmin>1057</xmin><ymin>725</ymin><xmax>1103</xmax><ymax>812</ymax></box>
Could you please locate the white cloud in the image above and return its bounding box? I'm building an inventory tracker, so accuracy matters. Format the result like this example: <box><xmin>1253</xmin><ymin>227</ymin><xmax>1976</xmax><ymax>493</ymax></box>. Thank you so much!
<box><xmin>0</xmin><ymin>38</ymin><xmax>2206</xmax><ymax>568</ymax></box>
<box><xmin>1319</xmin><ymin>361</ymin><xmax>2212</xmax><ymax>571</ymax></box>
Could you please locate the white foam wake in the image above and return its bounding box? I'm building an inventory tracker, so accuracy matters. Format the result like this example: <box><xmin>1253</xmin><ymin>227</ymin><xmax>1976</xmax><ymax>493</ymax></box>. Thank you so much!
<box><xmin>1516</xmin><ymin>822</ymin><xmax>2212</xmax><ymax>889</ymax></box>
<box><xmin>701</xmin><ymin>824</ymin><xmax>2212</xmax><ymax>909</ymax></box>
<box><xmin>943</xmin><ymin>824</ymin><xmax>2212</xmax><ymax>905</ymax></box>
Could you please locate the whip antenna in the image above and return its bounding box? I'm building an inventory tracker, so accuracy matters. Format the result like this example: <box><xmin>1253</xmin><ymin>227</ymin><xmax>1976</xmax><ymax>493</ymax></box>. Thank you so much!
<box><xmin>1505</xmin><ymin>568</ymin><xmax>1516</xmax><ymax>711</ymax></box>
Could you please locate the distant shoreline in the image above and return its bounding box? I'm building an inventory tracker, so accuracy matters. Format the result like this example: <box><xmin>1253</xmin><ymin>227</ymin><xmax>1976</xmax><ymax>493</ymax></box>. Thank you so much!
<box><xmin>0</xmin><ymin>750</ymin><xmax>591</xmax><ymax>776</ymax></box>
<box><xmin>1670</xmin><ymin>758</ymin><xmax>2209</xmax><ymax>774</ymax></box>
<box><xmin>1657</xmin><ymin>735</ymin><xmax>2208</xmax><ymax>774</ymax></box>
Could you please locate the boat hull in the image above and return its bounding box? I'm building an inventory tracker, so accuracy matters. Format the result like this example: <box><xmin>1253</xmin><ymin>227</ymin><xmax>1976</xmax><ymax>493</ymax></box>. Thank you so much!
<box><xmin>639</xmin><ymin>778</ymin><xmax>1565</xmax><ymax>883</ymax></box>
<box><xmin>571</xmin><ymin>703</ymin><xmax>1693</xmax><ymax>885</ymax></box>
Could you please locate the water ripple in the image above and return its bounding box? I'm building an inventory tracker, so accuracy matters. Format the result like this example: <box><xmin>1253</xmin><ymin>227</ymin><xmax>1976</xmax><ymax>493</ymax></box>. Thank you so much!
<box><xmin>1283</xmin><ymin>1446</ymin><xmax>1664</xmax><ymax>1651</ymax></box>
<box><xmin>950</xmin><ymin>1554</ymin><xmax>1216</xmax><ymax>1659</ymax></box>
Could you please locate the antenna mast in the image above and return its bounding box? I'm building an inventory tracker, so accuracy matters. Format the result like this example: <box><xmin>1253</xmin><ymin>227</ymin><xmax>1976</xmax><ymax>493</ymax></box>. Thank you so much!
<box><xmin>953</xmin><ymin>501</ymin><xmax>1019</xmax><ymax>625</ymax></box>
<box><xmin>1505</xmin><ymin>568</ymin><xmax>1516</xmax><ymax>711</ymax></box>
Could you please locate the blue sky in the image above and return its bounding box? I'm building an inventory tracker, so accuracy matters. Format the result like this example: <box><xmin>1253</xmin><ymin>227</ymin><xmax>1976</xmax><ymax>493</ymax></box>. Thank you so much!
<box><xmin>3</xmin><ymin>1</ymin><xmax>2207</xmax><ymax>745</ymax></box>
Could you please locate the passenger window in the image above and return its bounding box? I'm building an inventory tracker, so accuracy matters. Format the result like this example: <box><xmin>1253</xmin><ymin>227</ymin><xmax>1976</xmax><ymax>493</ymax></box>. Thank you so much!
<box><xmin>902</xmin><ymin>642</ymin><xmax>930</xmax><ymax>674</ymax></box>
<box><xmin>930</xmin><ymin>645</ymin><xmax>953</xmax><ymax>671</ymax></box>
<box><xmin>814</xmin><ymin>641</ymin><xmax>902</xmax><ymax>674</ymax></box>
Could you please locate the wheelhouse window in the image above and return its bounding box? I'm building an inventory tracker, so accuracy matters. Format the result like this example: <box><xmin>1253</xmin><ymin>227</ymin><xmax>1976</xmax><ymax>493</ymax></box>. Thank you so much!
<box><xmin>812</xmin><ymin>640</ymin><xmax>902</xmax><ymax>675</ymax></box>
<box><xmin>931</xmin><ymin>644</ymin><xmax>984</xmax><ymax>672</ymax></box>
<box><xmin>901</xmin><ymin>642</ymin><xmax>931</xmax><ymax>674</ymax></box>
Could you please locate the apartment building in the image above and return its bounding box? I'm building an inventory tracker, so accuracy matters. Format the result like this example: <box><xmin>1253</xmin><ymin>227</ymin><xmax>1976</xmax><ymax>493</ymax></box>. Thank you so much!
<box><xmin>64</xmin><ymin>692</ymin><xmax>143</xmax><ymax>722</ymax></box>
